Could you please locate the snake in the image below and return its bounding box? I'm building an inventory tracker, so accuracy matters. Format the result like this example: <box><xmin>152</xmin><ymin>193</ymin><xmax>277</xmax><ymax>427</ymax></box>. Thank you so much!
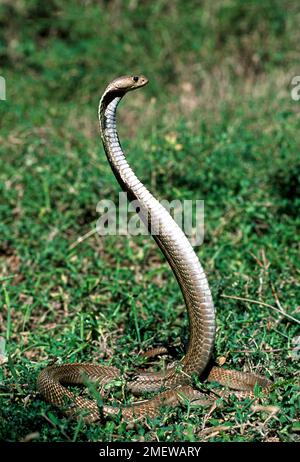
<box><xmin>37</xmin><ymin>75</ymin><xmax>272</xmax><ymax>422</ymax></box>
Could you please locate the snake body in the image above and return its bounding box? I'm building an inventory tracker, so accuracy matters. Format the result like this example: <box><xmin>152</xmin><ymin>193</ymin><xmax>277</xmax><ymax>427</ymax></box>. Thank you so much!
<box><xmin>37</xmin><ymin>75</ymin><xmax>271</xmax><ymax>422</ymax></box>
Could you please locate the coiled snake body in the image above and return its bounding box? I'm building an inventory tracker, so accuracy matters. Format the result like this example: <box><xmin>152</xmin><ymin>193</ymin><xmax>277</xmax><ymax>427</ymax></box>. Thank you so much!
<box><xmin>37</xmin><ymin>75</ymin><xmax>271</xmax><ymax>422</ymax></box>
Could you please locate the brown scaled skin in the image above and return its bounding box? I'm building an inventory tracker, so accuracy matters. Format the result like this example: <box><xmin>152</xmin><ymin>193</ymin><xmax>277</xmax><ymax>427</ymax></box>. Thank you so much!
<box><xmin>37</xmin><ymin>75</ymin><xmax>272</xmax><ymax>422</ymax></box>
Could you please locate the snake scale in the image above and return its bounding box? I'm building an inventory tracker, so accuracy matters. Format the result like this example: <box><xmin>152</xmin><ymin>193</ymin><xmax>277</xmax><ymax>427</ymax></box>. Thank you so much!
<box><xmin>37</xmin><ymin>75</ymin><xmax>272</xmax><ymax>422</ymax></box>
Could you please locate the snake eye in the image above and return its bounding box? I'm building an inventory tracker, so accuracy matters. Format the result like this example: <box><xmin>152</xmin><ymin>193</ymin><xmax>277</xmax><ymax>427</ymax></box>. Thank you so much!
<box><xmin>132</xmin><ymin>76</ymin><xmax>139</xmax><ymax>82</ymax></box>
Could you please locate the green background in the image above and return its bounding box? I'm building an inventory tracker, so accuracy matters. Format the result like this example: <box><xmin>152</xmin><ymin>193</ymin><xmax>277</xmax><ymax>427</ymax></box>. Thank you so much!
<box><xmin>0</xmin><ymin>0</ymin><xmax>299</xmax><ymax>442</ymax></box>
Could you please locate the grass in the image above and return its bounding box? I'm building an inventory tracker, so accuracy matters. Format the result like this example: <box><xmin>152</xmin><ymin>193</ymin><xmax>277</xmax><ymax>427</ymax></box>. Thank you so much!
<box><xmin>0</xmin><ymin>0</ymin><xmax>299</xmax><ymax>442</ymax></box>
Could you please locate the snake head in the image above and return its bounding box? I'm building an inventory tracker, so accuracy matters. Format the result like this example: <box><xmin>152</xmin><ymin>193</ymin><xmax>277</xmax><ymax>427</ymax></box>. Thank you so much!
<box><xmin>108</xmin><ymin>75</ymin><xmax>149</xmax><ymax>93</ymax></box>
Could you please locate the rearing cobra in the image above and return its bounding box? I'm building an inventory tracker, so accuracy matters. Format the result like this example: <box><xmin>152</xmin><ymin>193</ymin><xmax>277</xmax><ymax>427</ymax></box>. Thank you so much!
<box><xmin>37</xmin><ymin>75</ymin><xmax>271</xmax><ymax>421</ymax></box>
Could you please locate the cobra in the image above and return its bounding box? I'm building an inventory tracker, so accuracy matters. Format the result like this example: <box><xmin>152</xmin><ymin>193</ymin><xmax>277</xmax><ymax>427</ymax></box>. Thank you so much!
<box><xmin>37</xmin><ymin>75</ymin><xmax>271</xmax><ymax>422</ymax></box>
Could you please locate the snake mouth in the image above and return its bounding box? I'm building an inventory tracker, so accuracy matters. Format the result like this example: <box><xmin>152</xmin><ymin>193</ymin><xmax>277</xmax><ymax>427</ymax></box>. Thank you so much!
<box><xmin>135</xmin><ymin>75</ymin><xmax>148</xmax><ymax>85</ymax></box>
<box><xmin>130</xmin><ymin>74</ymin><xmax>149</xmax><ymax>90</ymax></box>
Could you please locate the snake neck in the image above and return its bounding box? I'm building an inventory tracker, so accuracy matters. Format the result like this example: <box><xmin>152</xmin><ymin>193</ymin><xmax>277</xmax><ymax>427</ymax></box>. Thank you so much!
<box><xmin>98</xmin><ymin>90</ymin><xmax>216</xmax><ymax>387</ymax></box>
